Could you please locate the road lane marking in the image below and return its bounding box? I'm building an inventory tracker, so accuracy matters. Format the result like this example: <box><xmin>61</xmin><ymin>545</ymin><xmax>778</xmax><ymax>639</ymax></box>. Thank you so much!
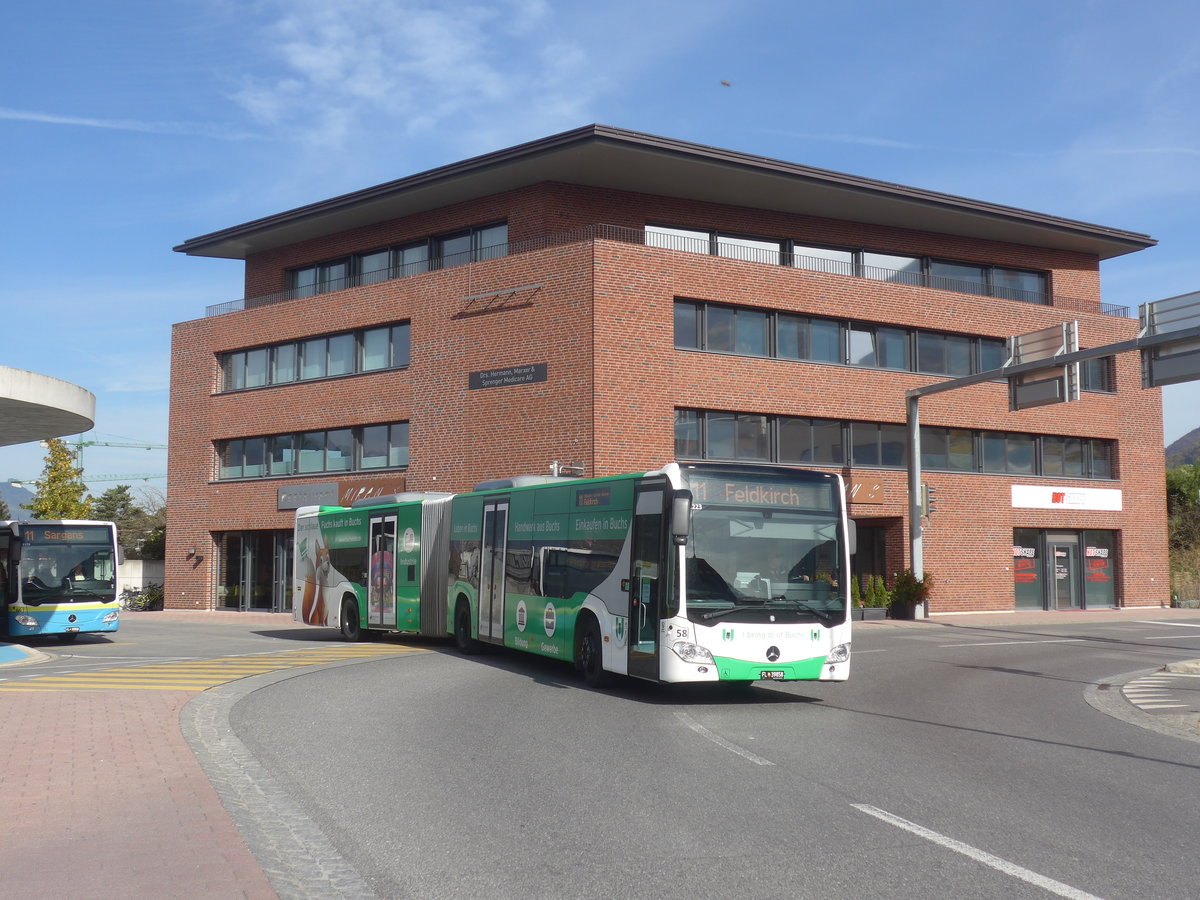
<box><xmin>674</xmin><ymin>711</ymin><xmax>775</xmax><ymax>766</ymax></box>
<box><xmin>1142</xmin><ymin>635</ymin><xmax>1200</xmax><ymax>639</ymax></box>
<box><xmin>1134</xmin><ymin>621</ymin><xmax>1200</xmax><ymax>628</ymax></box>
<box><xmin>0</xmin><ymin>646</ymin><xmax>423</xmax><ymax>692</ymax></box>
<box><xmin>852</xmin><ymin>804</ymin><xmax>1104</xmax><ymax>900</ymax></box>
<box><xmin>939</xmin><ymin>639</ymin><xmax>1089</xmax><ymax>648</ymax></box>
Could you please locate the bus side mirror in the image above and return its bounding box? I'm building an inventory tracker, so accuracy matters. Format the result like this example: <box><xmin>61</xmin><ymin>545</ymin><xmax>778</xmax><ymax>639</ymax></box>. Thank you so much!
<box><xmin>11</xmin><ymin>541</ymin><xmax>21</xmax><ymax>564</ymax></box>
<box><xmin>846</xmin><ymin>519</ymin><xmax>857</xmax><ymax>557</ymax></box>
<box><xmin>671</xmin><ymin>491</ymin><xmax>693</xmax><ymax>546</ymax></box>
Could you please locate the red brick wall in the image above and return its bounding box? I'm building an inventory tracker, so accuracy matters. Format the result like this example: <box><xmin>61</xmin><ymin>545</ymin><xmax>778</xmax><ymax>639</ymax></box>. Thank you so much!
<box><xmin>167</xmin><ymin>181</ymin><xmax>1167</xmax><ymax>612</ymax></box>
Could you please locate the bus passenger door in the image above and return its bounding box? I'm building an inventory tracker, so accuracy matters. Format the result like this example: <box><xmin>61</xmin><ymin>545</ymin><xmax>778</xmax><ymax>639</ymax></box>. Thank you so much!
<box><xmin>628</xmin><ymin>488</ymin><xmax>665</xmax><ymax>681</ymax></box>
<box><xmin>368</xmin><ymin>516</ymin><xmax>397</xmax><ymax>629</ymax></box>
<box><xmin>478</xmin><ymin>501</ymin><xmax>509</xmax><ymax>644</ymax></box>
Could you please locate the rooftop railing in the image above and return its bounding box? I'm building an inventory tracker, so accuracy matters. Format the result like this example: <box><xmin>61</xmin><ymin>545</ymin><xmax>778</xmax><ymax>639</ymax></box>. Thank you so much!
<box><xmin>205</xmin><ymin>223</ymin><xmax>1130</xmax><ymax>318</ymax></box>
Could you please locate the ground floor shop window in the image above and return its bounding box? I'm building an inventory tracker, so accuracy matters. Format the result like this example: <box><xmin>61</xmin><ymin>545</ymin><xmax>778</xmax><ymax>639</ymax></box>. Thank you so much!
<box><xmin>1013</xmin><ymin>528</ymin><xmax>1117</xmax><ymax>609</ymax></box>
<box><xmin>215</xmin><ymin>530</ymin><xmax>294</xmax><ymax>612</ymax></box>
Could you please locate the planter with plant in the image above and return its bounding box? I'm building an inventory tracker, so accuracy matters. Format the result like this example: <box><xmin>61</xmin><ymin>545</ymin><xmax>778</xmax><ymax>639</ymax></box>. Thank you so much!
<box><xmin>888</xmin><ymin>569</ymin><xmax>932</xmax><ymax>619</ymax></box>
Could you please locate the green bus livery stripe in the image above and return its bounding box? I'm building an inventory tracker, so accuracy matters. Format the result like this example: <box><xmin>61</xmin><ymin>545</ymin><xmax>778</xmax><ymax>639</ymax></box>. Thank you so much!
<box><xmin>711</xmin><ymin>654</ymin><xmax>827</xmax><ymax>681</ymax></box>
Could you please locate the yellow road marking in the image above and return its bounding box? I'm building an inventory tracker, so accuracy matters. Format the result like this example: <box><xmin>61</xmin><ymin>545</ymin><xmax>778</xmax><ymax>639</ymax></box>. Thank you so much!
<box><xmin>0</xmin><ymin>645</ymin><xmax>427</xmax><ymax>692</ymax></box>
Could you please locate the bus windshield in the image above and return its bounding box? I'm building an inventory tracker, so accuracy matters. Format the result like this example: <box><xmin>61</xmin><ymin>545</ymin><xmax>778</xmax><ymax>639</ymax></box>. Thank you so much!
<box><xmin>18</xmin><ymin>544</ymin><xmax>117</xmax><ymax>605</ymax></box>
<box><xmin>682</xmin><ymin>504</ymin><xmax>846</xmax><ymax>625</ymax></box>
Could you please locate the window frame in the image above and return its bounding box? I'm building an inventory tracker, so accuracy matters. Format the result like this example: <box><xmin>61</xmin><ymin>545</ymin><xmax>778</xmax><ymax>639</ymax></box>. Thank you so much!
<box><xmin>216</xmin><ymin>422</ymin><xmax>410</xmax><ymax>482</ymax></box>
<box><xmin>218</xmin><ymin>322</ymin><xmax>411</xmax><ymax>393</ymax></box>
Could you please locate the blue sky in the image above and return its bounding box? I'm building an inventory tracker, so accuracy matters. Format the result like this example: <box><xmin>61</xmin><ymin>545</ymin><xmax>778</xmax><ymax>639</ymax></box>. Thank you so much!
<box><xmin>3</xmin><ymin>0</ymin><xmax>1199</xmax><ymax>494</ymax></box>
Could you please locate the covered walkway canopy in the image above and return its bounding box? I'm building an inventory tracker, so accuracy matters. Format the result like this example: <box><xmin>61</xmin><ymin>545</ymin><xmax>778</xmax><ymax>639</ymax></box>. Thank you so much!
<box><xmin>0</xmin><ymin>367</ymin><xmax>94</xmax><ymax>448</ymax></box>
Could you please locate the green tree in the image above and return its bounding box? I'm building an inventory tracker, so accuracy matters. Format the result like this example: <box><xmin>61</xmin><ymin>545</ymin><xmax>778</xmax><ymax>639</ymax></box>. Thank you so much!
<box><xmin>92</xmin><ymin>484</ymin><xmax>166</xmax><ymax>560</ymax></box>
<box><xmin>1167</xmin><ymin>465</ymin><xmax>1200</xmax><ymax>607</ymax></box>
<box><xmin>0</xmin><ymin>494</ymin><xmax>9</xmax><ymax>519</ymax></box>
<box><xmin>23</xmin><ymin>439</ymin><xmax>92</xmax><ymax>519</ymax></box>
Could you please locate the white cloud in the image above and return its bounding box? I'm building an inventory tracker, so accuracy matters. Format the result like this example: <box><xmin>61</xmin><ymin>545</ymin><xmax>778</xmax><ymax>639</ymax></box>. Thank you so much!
<box><xmin>0</xmin><ymin>106</ymin><xmax>260</xmax><ymax>141</ymax></box>
<box><xmin>231</xmin><ymin>0</ymin><xmax>597</xmax><ymax>151</ymax></box>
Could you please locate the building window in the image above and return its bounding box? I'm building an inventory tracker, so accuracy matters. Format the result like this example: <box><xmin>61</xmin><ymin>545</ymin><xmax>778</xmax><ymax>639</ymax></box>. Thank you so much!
<box><xmin>862</xmin><ymin>252</ymin><xmax>923</xmax><ymax>286</ymax></box>
<box><xmin>219</xmin><ymin>323</ymin><xmax>410</xmax><ymax>392</ymax></box>
<box><xmin>649</xmin><ymin>222</ymin><xmax>1049</xmax><ymax>305</ymax></box>
<box><xmin>1081</xmin><ymin>356</ymin><xmax>1115</xmax><ymax>393</ymax></box>
<box><xmin>217</xmin><ymin>423</ymin><xmax>409</xmax><ymax>480</ymax></box>
<box><xmin>777</xmin><ymin>314</ymin><xmax>841</xmax><ymax>363</ymax></box>
<box><xmin>850</xmin><ymin>422</ymin><xmax>907</xmax><ymax>467</ymax></box>
<box><xmin>289</xmin><ymin>259</ymin><xmax>350</xmax><ymax>298</ymax></box>
<box><xmin>792</xmin><ymin>244</ymin><xmax>855</xmax><ymax>277</ymax></box>
<box><xmin>916</xmin><ymin>331</ymin><xmax>973</xmax><ymax>377</ymax></box>
<box><xmin>677</xmin><ymin>299</ymin><xmax>1003</xmax><ymax>376</ymax></box>
<box><xmin>676</xmin><ymin>408</ymin><xmax>1115</xmax><ymax>479</ymax></box>
<box><xmin>286</xmin><ymin>222</ymin><xmax>506</xmax><ymax>296</ymax></box>
<box><xmin>716</xmin><ymin>234</ymin><xmax>781</xmax><ymax>265</ymax></box>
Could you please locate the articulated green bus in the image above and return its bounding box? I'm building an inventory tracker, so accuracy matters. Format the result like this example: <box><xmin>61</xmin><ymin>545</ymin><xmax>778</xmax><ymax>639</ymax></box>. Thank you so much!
<box><xmin>294</xmin><ymin>462</ymin><xmax>853</xmax><ymax>686</ymax></box>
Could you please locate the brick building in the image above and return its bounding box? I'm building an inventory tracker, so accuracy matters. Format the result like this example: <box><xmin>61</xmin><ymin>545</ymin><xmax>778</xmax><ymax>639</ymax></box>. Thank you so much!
<box><xmin>168</xmin><ymin>125</ymin><xmax>1168</xmax><ymax>614</ymax></box>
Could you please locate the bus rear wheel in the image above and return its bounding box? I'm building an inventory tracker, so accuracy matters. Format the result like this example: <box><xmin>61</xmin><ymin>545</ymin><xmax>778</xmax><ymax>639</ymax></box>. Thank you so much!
<box><xmin>576</xmin><ymin>615</ymin><xmax>611</xmax><ymax>688</ymax></box>
<box><xmin>340</xmin><ymin>597</ymin><xmax>363</xmax><ymax>642</ymax></box>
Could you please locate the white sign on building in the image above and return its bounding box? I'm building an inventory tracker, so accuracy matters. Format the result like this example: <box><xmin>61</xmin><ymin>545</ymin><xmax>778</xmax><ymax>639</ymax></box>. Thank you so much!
<box><xmin>1011</xmin><ymin>485</ymin><xmax>1123</xmax><ymax>511</ymax></box>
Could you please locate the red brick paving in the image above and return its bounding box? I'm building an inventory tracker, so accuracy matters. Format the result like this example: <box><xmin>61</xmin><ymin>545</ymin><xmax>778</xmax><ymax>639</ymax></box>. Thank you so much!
<box><xmin>0</xmin><ymin>646</ymin><xmax>279</xmax><ymax>899</ymax></box>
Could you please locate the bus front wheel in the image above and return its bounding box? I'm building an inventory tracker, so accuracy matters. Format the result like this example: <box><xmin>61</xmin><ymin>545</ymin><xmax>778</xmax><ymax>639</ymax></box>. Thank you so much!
<box><xmin>340</xmin><ymin>598</ymin><xmax>363</xmax><ymax>642</ymax></box>
<box><xmin>576</xmin><ymin>615</ymin><xmax>611</xmax><ymax>688</ymax></box>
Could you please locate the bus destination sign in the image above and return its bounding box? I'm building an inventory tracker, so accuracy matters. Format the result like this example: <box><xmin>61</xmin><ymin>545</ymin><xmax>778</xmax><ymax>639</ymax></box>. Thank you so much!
<box><xmin>689</xmin><ymin>477</ymin><xmax>832</xmax><ymax>510</ymax></box>
<box><xmin>22</xmin><ymin>525</ymin><xmax>113</xmax><ymax>544</ymax></box>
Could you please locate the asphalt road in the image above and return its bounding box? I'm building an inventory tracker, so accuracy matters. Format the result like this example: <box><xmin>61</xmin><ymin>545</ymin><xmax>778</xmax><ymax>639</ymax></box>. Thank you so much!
<box><xmin>219</xmin><ymin>617</ymin><xmax>1200</xmax><ymax>900</ymax></box>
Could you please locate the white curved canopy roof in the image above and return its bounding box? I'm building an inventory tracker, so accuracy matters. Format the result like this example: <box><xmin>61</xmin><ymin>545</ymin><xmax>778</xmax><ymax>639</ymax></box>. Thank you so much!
<box><xmin>0</xmin><ymin>367</ymin><xmax>95</xmax><ymax>448</ymax></box>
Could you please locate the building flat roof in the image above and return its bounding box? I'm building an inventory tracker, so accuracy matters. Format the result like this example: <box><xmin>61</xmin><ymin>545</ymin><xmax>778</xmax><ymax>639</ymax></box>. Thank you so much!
<box><xmin>174</xmin><ymin>124</ymin><xmax>1156</xmax><ymax>262</ymax></box>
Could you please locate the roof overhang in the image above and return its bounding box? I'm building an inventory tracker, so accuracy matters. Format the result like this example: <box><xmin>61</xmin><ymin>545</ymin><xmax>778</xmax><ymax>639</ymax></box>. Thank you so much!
<box><xmin>174</xmin><ymin>124</ymin><xmax>1156</xmax><ymax>262</ymax></box>
<box><xmin>0</xmin><ymin>368</ymin><xmax>95</xmax><ymax>449</ymax></box>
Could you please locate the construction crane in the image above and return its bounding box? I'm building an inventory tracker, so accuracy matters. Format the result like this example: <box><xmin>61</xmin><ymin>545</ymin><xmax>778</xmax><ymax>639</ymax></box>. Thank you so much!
<box><xmin>68</xmin><ymin>435</ymin><xmax>166</xmax><ymax>485</ymax></box>
<box><xmin>9</xmin><ymin>435</ymin><xmax>169</xmax><ymax>490</ymax></box>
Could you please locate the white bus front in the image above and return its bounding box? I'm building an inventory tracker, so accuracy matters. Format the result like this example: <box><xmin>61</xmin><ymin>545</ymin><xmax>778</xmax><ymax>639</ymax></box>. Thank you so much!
<box><xmin>630</xmin><ymin>465</ymin><xmax>852</xmax><ymax>684</ymax></box>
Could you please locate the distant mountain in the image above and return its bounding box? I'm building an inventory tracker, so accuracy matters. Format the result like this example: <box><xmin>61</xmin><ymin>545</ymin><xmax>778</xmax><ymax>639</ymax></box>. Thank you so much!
<box><xmin>0</xmin><ymin>483</ymin><xmax>34</xmax><ymax>518</ymax></box>
<box><xmin>1167</xmin><ymin>427</ymin><xmax>1200</xmax><ymax>468</ymax></box>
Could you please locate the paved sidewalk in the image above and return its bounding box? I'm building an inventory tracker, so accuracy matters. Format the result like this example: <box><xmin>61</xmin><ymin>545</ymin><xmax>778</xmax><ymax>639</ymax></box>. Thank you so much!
<box><xmin>2</xmin><ymin>604</ymin><xmax>1199</xmax><ymax>899</ymax></box>
<box><xmin>879</xmin><ymin>604</ymin><xmax>1200</xmax><ymax>628</ymax></box>
<box><xmin>0</xmin><ymin>610</ymin><xmax>288</xmax><ymax>900</ymax></box>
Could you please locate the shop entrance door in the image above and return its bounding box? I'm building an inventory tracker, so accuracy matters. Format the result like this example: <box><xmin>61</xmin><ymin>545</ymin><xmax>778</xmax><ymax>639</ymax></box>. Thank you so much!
<box><xmin>1049</xmin><ymin>535</ymin><xmax>1081</xmax><ymax>609</ymax></box>
<box><xmin>272</xmin><ymin>533</ymin><xmax>293</xmax><ymax>613</ymax></box>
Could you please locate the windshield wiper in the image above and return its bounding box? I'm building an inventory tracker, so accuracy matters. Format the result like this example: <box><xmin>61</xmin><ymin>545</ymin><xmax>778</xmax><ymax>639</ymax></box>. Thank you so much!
<box><xmin>700</xmin><ymin>599</ymin><xmax>838</xmax><ymax>625</ymax></box>
<box><xmin>785</xmin><ymin>601</ymin><xmax>838</xmax><ymax>626</ymax></box>
<box><xmin>699</xmin><ymin>606</ymin><xmax>745</xmax><ymax>622</ymax></box>
<box><xmin>64</xmin><ymin>587</ymin><xmax>113</xmax><ymax>601</ymax></box>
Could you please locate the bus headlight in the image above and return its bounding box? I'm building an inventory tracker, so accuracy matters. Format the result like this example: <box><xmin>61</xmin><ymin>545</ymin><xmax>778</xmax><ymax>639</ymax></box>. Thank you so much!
<box><xmin>827</xmin><ymin>643</ymin><xmax>850</xmax><ymax>663</ymax></box>
<box><xmin>672</xmin><ymin>642</ymin><xmax>715</xmax><ymax>665</ymax></box>
<box><xmin>14</xmin><ymin>615</ymin><xmax>37</xmax><ymax>627</ymax></box>
<box><xmin>103</xmin><ymin>611</ymin><xmax>119</xmax><ymax>624</ymax></box>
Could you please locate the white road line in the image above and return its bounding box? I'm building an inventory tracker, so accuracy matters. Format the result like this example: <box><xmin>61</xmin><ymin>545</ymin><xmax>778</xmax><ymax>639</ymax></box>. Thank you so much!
<box><xmin>1134</xmin><ymin>621</ymin><xmax>1200</xmax><ymax>628</ymax></box>
<box><xmin>1131</xmin><ymin>703</ymin><xmax>1190</xmax><ymax>709</ymax></box>
<box><xmin>1142</xmin><ymin>635</ymin><xmax>1200</xmax><ymax>640</ymax></box>
<box><xmin>674</xmin><ymin>711</ymin><xmax>775</xmax><ymax>766</ymax></box>
<box><xmin>940</xmin><ymin>639</ymin><xmax>1089</xmax><ymax>648</ymax></box>
<box><xmin>852</xmin><ymin>804</ymin><xmax>1104</xmax><ymax>900</ymax></box>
